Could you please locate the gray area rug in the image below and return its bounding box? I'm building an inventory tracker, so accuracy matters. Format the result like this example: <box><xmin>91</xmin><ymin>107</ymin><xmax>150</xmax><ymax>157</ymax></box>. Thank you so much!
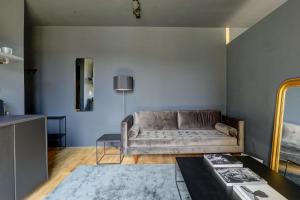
<box><xmin>46</xmin><ymin>164</ymin><xmax>191</xmax><ymax>200</ymax></box>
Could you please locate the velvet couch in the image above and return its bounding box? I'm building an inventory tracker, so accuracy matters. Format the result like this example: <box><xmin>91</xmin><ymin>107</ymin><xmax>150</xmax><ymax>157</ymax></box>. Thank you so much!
<box><xmin>121</xmin><ymin>110</ymin><xmax>244</xmax><ymax>155</ymax></box>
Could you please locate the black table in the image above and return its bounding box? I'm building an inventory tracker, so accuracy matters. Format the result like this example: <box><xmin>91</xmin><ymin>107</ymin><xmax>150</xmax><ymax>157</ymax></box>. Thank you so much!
<box><xmin>47</xmin><ymin>116</ymin><xmax>67</xmax><ymax>148</ymax></box>
<box><xmin>96</xmin><ymin>134</ymin><xmax>124</xmax><ymax>164</ymax></box>
<box><xmin>176</xmin><ymin>156</ymin><xmax>300</xmax><ymax>200</ymax></box>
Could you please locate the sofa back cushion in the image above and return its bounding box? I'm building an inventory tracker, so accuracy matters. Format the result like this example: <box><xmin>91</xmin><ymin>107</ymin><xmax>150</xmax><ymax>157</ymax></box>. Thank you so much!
<box><xmin>178</xmin><ymin>110</ymin><xmax>221</xmax><ymax>130</ymax></box>
<box><xmin>134</xmin><ymin>111</ymin><xmax>178</xmax><ymax>131</ymax></box>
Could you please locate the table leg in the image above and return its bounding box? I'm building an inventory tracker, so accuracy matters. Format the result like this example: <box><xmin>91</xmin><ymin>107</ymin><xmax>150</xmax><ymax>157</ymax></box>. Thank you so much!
<box><xmin>96</xmin><ymin>140</ymin><xmax>98</xmax><ymax>164</ymax></box>
<box><xmin>175</xmin><ymin>163</ymin><xmax>183</xmax><ymax>200</ymax></box>
<box><xmin>65</xmin><ymin>118</ymin><xmax>67</xmax><ymax>148</ymax></box>
<box><xmin>119</xmin><ymin>141</ymin><xmax>124</xmax><ymax>164</ymax></box>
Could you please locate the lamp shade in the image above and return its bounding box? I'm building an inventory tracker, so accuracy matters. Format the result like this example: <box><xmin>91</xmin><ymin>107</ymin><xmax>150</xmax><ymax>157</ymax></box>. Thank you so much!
<box><xmin>113</xmin><ymin>75</ymin><xmax>134</xmax><ymax>91</ymax></box>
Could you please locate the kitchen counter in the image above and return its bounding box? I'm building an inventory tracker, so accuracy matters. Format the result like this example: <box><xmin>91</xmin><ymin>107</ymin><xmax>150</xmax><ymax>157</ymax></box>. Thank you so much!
<box><xmin>0</xmin><ymin>115</ymin><xmax>45</xmax><ymax>128</ymax></box>
<box><xmin>0</xmin><ymin>115</ymin><xmax>47</xmax><ymax>200</ymax></box>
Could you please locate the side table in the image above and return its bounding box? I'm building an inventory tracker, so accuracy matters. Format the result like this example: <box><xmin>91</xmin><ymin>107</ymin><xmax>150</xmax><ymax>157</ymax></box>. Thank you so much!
<box><xmin>47</xmin><ymin>116</ymin><xmax>67</xmax><ymax>149</ymax></box>
<box><xmin>96</xmin><ymin>134</ymin><xmax>124</xmax><ymax>164</ymax></box>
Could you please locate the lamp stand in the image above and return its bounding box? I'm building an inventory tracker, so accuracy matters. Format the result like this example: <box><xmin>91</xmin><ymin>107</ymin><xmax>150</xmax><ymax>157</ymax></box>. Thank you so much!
<box><xmin>123</xmin><ymin>91</ymin><xmax>126</xmax><ymax>117</ymax></box>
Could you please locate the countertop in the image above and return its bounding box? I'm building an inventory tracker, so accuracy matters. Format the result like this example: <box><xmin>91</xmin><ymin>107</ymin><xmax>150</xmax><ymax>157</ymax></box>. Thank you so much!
<box><xmin>0</xmin><ymin>115</ymin><xmax>45</xmax><ymax>128</ymax></box>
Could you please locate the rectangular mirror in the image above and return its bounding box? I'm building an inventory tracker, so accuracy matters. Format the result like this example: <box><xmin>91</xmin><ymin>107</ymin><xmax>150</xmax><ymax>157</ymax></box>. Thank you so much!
<box><xmin>75</xmin><ymin>58</ymin><xmax>94</xmax><ymax>111</ymax></box>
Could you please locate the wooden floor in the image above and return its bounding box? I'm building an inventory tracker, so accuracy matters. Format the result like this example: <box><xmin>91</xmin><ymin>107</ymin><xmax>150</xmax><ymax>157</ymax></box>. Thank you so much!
<box><xmin>26</xmin><ymin>147</ymin><xmax>199</xmax><ymax>200</ymax></box>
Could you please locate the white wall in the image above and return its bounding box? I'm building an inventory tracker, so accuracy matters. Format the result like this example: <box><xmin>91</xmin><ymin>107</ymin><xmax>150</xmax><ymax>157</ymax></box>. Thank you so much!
<box><xmin>32</xmin><ymin>26</ymin><xmax>226</xmax><ymax>146</ymax></box>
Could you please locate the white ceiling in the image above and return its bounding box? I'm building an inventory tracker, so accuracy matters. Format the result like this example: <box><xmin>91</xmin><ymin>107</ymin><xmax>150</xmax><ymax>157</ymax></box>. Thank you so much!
<box><xmin>26</xmin><ymin>0</ymin><xmax>287</xmax><ymax>27</ymax></box>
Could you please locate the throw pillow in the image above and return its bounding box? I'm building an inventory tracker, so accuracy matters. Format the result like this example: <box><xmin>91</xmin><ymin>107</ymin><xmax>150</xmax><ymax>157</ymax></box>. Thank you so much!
<box><xmin>215</xmin><ymin>122</ymin><xmax>238</xmax><ymax>137</ymax></box>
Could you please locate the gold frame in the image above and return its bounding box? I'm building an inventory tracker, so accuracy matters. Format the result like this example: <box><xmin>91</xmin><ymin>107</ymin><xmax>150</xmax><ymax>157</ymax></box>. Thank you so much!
<box><xmin>270</xmin><ymin>77</ymin><xmax>300</xmax><ymax>171</ymax></box>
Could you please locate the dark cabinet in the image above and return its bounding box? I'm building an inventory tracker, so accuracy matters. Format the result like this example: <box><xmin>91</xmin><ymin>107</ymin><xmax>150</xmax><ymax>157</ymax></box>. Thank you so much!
<box><xmin>15</xmin><ymin>118</ymin><xmax>48</xmax><ymax>199</ymax></box>
<box><xmin>0</xmin><ymin>116</ymin><xmax>48</xmax><ymax>200</ymax></box>
<box><xmin>0</xmin><ymin>126</ymin><xmax>15</xmax><ymax>200</ymax></box>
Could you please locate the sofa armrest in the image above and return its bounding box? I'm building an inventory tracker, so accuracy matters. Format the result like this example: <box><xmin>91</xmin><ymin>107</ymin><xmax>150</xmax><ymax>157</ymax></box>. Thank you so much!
<box><xmin>222</xmin><ymin>116</ymin><xmax>245</xmax><ymax>152</ymax></box>
<box><xmin>121</xmin><ymin>115</ymin><xmax>134</xmax><ymax>155</ymax></box>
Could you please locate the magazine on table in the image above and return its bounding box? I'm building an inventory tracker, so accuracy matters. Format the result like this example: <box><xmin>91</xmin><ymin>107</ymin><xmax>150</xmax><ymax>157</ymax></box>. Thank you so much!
<box><xmin>233</xmin><ymin>184</ymin><xmax>287</xmax><ymax>200</ymax></box>
<box><xmin>204</xmin><ymin>154</ymin><xmax>243</xmax><ymax>168</ymax></box>
<box><xmin>214</xmin><ymin>168</ymin><xmax>267</xmax><ymax>187</ymax></box>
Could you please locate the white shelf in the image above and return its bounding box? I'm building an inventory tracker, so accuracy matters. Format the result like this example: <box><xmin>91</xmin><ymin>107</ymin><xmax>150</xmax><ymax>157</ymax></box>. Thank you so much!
<box><xmin>0</xmin><ymin>52</ymin><xmax>23</xmax><ymax>63</ymax></box>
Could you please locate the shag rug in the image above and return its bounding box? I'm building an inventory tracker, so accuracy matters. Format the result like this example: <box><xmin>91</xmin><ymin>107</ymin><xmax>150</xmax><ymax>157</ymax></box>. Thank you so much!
<box><xmin>45</xmin><ymin>164</ymin><xmax>191</xmax><ymax>200</ymax></box>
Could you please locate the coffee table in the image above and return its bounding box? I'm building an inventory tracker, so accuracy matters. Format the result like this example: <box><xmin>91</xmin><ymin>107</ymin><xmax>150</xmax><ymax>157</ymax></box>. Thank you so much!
<box><xmin>175</xmin><ymin>156</ymin><xmax>300</xmax><ymax>200</ymax></box>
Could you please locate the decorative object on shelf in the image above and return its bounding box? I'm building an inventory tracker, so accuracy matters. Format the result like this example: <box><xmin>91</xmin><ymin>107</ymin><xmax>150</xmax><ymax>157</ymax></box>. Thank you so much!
<box><xmin>113</xmin><ymin>75</ymin><xmax>134</xmax><ymax>117</ymax></box>
<box><xmin>1</xmin><ymin>47</ymin><xmax>13</xmax><ymax>54</ymax></box>
<box><xmin>0</xmin><ymin>46</ymin><xmax>23</xmax><ymax>64</ymax></box>
<box><xmin>132</xmin><ymin>0</ymin><xmax>141</xmax><ymax>19</ymax></box>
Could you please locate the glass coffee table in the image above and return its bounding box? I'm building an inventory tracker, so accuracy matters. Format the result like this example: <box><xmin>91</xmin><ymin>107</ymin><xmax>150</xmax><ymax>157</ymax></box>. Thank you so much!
<box><xmin>96</xmin><ymin>134</ymin><xmax>124</xmax><ymax>164</ymax></box>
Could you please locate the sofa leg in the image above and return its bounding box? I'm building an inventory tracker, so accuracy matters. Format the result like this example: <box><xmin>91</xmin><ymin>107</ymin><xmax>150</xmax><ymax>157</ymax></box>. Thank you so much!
<box><xmin>133</xmin><ymin>155</ymin><xmax>139</xmax><ymax>164</ymax></box>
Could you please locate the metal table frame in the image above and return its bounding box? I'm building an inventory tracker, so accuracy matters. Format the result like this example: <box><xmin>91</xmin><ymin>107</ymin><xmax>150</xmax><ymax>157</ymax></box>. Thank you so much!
<box><xmin>47</xmin><ymin>116</ymin><xmax>67</xmax><ymax>149</ymax></box>
<box><xmin>175</xmin><ymin>161</ymin><xmax>184</xmax><ymax>200</ymax></box>
<box><xmin>96</xmin><ymin>134</ymin><xmax>124</xmax><ymax>164</ymax></box>
<box><xmin>282</xmin><ymin>159</ymin><xmax>300</xmax><ymax>177</ymax></box>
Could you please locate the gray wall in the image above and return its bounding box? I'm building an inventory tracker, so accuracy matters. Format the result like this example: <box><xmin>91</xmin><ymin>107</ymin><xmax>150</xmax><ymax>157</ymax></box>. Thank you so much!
<box><xmin>227</xmin><ymin>0</ymin><xmax>300</xmax><ymax>165</ymax></box>
<box><xmin>0</xmin><ymin>0</ymin><xmax>24</xmax><ymax>114</ymax></box>
<box><xmin>284</xmin><ymin>87</ymin><xmax>300</xmax><ymax>125</ymax></box>
<box><xmin>32</xmin><ymin>27</ymin><xmax>226</xmax><ymax>146</ymax></box>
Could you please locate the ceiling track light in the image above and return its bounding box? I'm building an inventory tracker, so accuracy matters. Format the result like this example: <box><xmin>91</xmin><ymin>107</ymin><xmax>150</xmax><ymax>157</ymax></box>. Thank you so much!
<box><xmin>132</xmin><ymin>0</ymin><xmax>141</xmax><ymax>19</ymax></box>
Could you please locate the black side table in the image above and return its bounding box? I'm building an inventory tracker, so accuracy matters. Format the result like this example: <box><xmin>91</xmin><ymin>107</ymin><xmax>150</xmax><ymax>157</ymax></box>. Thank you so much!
<box><xmin>47</xmin><ymin>116</ymin><xmax>67</xmax><ymax>149</ymax></box>
<box><xmin>96</xmin><ymin>134</ymin><xmax>124</xmax><ymax>164</ymax></box>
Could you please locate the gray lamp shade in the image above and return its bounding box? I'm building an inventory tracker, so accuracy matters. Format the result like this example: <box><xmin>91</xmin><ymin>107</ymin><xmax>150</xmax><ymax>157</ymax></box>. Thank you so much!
<box><xmin>113</xmin><ymin>75</ymin><xmax>134</xmax><ymax>91</ymax></box>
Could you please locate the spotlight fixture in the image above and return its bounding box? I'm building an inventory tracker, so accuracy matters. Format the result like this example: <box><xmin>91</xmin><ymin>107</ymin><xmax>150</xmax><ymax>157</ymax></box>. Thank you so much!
<box><xmin>132</xmin><ymin>0</ymin><xmax>141</xmax><ymax>19</ymax></box>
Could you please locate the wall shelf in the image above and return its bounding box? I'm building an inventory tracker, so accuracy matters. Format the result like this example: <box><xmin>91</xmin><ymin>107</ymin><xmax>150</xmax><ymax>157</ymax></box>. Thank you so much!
<box><xmin>0</xmin><ymin>52</ymin><xmax>23</xmax><ymax>64</ymax></box>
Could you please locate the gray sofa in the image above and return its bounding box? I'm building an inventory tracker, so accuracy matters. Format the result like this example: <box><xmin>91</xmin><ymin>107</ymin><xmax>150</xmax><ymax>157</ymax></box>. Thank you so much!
<box><xmin>121</xmin><ymin>110</ymin><xmax>244</xmax><ymax>155</ymax></box>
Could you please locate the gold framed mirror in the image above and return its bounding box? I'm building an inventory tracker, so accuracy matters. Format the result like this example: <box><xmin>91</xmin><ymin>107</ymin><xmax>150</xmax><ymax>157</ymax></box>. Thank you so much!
<box><xmin>270</xmin><ymin>77</ymin><xmax>300</xmax><ymax>177</ymax></box>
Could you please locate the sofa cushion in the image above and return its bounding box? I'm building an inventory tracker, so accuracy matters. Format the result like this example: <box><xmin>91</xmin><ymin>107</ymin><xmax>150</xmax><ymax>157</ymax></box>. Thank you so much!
<box><xmin>134</xmin><ymin>111</ymin><xmax>178</xmax><ymax>131</ymax></box>
<box><xmin>128</xmin><ymin>129</ymin><xmax>237</xmax><ymax>147</ymax></box>
<box><xmin>215</xmin><ymin>123</ymin><xmax>238</xmax><ymax>137</ymax></box>
<box><xmin>178</xmin><ymin>110</ymin><xmax>221</xmax><ymax>130</ymax></box>
<box><xmin>128</xmin><ymin>125</ymin><xmax>140</xmax><ymax>138</ymax></box>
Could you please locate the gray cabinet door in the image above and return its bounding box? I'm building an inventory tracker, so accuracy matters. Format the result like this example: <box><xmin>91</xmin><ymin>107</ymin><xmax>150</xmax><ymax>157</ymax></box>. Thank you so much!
<box><xmin>15</xmin><ymin>118</ymin><xmax>47</xmax><ymax>200</ymax></box>
<box><xmin>0</xmin><ymin>125</ymin><xmax>15</xmax><ymax>200</ymax></box>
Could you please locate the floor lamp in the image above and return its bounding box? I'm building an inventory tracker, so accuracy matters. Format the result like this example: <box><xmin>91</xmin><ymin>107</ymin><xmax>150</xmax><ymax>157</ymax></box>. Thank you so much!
<box><xmin>113</xmin><ymin>75</ymin><xmax>134</xmax><ymax>117</ymax></box>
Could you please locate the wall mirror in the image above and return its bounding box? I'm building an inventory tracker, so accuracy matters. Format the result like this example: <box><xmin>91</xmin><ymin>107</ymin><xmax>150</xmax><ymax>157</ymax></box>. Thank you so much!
<box><xmin>75</xmin><ymin>58</ymin><xmax>94</xmax><ymax>112</ymax></box>
<box><xmin>270</xmin><ymin>77</ymin><xmax>300</xmax><ymax>186</ymax></box>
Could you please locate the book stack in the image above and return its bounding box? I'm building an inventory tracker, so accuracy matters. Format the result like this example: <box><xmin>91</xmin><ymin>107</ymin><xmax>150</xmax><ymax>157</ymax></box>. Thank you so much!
<box><xmin>233</xmin><ymin>184</ymin><xmax>287</xmax><ymax>200</ymax></box>
<box><xmin>204</xmin><ymin>154</ymin><xmax>243</xmax><ymax>168</ymax></box>
<box><xmin>204</xmin><ymin>154</ymin><xmax>287</xmax><ymax>200</ymax></box>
